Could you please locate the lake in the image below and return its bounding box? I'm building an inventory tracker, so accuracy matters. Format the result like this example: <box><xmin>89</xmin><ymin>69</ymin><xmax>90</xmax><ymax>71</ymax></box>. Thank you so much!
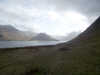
<box><xmin>0</xmin><ymin>41</ymin><xmax>65</xmax><ymax>48</ymax></box>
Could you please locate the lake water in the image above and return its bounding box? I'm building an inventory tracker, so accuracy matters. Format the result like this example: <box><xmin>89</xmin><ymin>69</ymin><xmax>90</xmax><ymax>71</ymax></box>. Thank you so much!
<box><xmin>0</xmin><ymin>41</ymin><xmax>65</xmax><ymax>48</ymax></box>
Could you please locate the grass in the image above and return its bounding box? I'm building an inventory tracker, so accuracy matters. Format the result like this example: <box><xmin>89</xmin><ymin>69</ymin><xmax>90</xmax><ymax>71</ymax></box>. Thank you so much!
<box><xmin>0</xmin><ymin>32</ymin><xmax>100</xmax><ymax>75</ymax></box>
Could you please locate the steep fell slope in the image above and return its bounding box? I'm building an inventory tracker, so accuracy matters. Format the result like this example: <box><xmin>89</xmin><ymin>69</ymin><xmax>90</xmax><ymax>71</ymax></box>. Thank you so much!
<box><xmin>31</xmin><ymin>16</ymin><xmax>100</xmax><ymax>75</ymax></box>
<box><xmin>0</xmin><ymin>17</ymin><xmax>100</xmax><ymax>75</ymax></box>
<box><xmin>55</xmin><ymin>16</ymin><xmax>100</xmax><ymax>75</ymax></box>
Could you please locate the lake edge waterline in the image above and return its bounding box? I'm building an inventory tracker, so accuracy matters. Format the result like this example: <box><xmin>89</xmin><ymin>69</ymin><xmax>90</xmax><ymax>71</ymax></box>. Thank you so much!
<box><xmin>0</xmin><ymin>41</ymin><xmax>65</xmax><ymax>49</ymax></box>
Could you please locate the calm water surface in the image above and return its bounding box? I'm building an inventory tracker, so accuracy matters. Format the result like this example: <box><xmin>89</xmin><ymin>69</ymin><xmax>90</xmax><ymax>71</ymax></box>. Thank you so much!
<box><xmin>0</xmin><ymin>41</ymin><xmax>65</xmax><ymax>48</ymax></box>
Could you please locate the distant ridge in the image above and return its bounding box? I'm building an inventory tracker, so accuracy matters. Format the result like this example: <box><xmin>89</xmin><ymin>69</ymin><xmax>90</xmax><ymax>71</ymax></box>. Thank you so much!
<box><xmin>0</xmin><ymin>25</ymin><xmax>34</xmax><ymax>41</ymax></box>
<box><xmin>31</xmin><ymin>33</ymin><xmax>57</xmax><ymax>41</ymax></box>
<box><xmin>66</xmin><ymin>16</ymin><xmax>100</xmax><ymax>45</ymax></box>
<box><xmin>0</xmin><ymin>25</ymin><xmax>57</xmax><ymax>41</ymax></box>
<box><xmin>0</xmin><ymin>25</ymin><xmax>18</xmax><ymax>32</ymax></box>
<box><xmin>56</xmin><ymin>16</ymin><xmax>100</xmax><ymax>74</ymax></box>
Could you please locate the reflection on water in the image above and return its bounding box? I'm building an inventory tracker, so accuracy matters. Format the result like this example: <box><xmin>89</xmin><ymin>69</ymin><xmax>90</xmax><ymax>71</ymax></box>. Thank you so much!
<box><xmin>0</xmin><ymin>41</ymin><xmax>65</xmax><ymax>48</ymax></box>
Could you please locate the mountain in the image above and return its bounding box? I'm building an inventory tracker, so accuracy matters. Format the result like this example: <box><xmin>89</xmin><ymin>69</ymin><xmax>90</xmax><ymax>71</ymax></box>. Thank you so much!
<box><xmin>56</xmin><ymin>16</ymin><xmax>100</xmax><ymax>74</ymax></box>
<box><xmin>0</xmin><ymin>25</ymin><xmax>18</xmax><ymax>32</ymax></box>
<box><xmin>66</xmin><ymin>16</ymin><xmax>100</xmax><ymax>46</ymax></box>
<box><xmin>0</xmin><ymin>25</ymin><xmax>56</xmax><ymax>41</ymax></box>
<box><xmin>64</xmin><ymin>31</ymin><xmax>81</xmax><ymax>41</ymax></box>
<box><xmin>31</xmin><ymin>33</ymin><xmax>58</xmax><ymax>41</ymax></box>
<box><xmin>0</xmin><ymin>17</ymin><xmax>100</xmax><ymax>75</ymax></box>
<box><xmin>0</xmin><ymin>25</ymin><xmax>34</xmax><ymax>41</ymax></box>
<box><xmin>53</xmin><ymin>32</ymin><xmax>81</xmax><ymax>41</ymax></box>
<box><xmin>28</xmin><ymin>16</ymin><xmax>100</xmax><ymax>74</ymax></box>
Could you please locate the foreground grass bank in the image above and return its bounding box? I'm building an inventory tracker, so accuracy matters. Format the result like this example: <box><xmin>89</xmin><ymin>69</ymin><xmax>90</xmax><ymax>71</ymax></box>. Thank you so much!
<box><xmin>0</xmin><ymin>35</ymin><xmax>100</xmax><ymax>75</ymax></box>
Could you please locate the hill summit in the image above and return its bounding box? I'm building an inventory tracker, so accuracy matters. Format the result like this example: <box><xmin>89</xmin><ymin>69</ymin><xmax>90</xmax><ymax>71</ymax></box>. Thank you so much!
<box><xmin>81</xmin><ymin>16</ymin><xmax>100</xmax><ymax>37</ymax></box>
<box><xmin>65</xmin><ymin>16</ymin><xmax>100</xmax><ymax>46</ymax></box>
<box><xmin>57</xmin><ymin>16</ymin><xmax>100</xmax><ymax>74</ymax></box>
<box><xmin>31</xmin><ymin>33</ymin><xmax>57</xmax><ymax>41</ymax></box>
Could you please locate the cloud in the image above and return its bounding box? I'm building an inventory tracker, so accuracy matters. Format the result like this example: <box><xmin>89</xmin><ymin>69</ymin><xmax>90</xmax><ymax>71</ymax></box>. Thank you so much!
<box><xmin>0</xmin><ymin>0</ymin><xmax>100</xmax><ymax>35</ymax></box>
<box><xmin>47</xmin><ymin>0</ymin><xmax>100</xmax><ymax>16</ymax></box>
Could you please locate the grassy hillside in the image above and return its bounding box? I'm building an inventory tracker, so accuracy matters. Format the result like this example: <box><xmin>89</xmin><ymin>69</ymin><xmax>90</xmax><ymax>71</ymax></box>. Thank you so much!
<box><xmin>0</xmin><ymin>17</ymin><xmax>100</xmax><ymax>75</ymax></box>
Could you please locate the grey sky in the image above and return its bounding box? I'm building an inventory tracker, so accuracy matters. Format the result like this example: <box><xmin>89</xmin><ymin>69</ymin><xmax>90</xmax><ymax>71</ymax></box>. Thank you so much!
<box><xmin>0</xmin><ymin>0</ymin><xmax>100</xmax><ymax>36</ymax></box>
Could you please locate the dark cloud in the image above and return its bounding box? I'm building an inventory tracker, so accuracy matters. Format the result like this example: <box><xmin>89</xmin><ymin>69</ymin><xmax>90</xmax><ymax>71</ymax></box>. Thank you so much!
<box><xmin>0</xmin><ymin>0</ymin><xmax>99</xmax><ymax>35</ymax></box>
<box><xmin>45</xmin><ymin>0</ymin><xmax>100</xmax><ymax>17</ymax></box>
<box><xmin>0</xmin><ymin>0</ymin><xmax>100</xmax><ymax>17</ymax></box>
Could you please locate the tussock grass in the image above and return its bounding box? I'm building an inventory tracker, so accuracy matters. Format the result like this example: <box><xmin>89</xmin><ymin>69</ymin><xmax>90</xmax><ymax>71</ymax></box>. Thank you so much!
<box><xmin>0</xmin><ymin>30</ymin><xmax>100</xmax><ymax>75</ymax></box>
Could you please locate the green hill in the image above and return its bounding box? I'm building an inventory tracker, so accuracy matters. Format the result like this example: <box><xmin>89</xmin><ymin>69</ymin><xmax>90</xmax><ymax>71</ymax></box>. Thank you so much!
<box><xmin>55</xmin><ymin>16</ymin><xmax>100</xmax><ymax>75</ymax></box>
<box><xmin>0</xmin><ymin>17</ymin><xmax>100</xmax><ymax>75</ymax></box>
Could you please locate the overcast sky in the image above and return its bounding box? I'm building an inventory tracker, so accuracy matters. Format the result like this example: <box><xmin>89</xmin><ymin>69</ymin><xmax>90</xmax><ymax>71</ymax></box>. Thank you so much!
<box><xmin>0</xmin><ymin>0</ymin><xmax>100</xmax><ymax>36</ymax></box>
